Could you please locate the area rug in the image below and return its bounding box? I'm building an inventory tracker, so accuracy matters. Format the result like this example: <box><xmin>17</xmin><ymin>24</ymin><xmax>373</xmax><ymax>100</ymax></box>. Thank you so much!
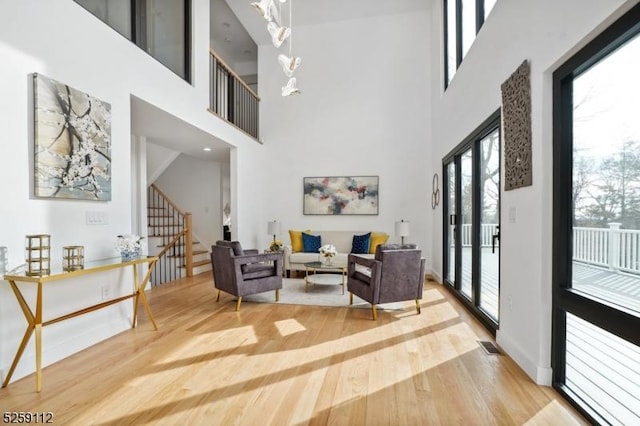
<box><xmin>242</xmin><ymin>278</ymin><xmax>407</xmax><ymax>311</ymax></box>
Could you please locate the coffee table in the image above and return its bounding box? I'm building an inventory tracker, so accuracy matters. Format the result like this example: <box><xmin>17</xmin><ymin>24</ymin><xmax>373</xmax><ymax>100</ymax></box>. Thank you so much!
<box><xmin>304</xmin><ymin>261</ymin><xmax>347</xmax><ymax>294</ymax></box>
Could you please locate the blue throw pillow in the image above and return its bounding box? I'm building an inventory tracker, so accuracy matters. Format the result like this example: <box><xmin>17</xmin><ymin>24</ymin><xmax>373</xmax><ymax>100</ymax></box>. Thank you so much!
<box><xmin>351</xmin><ymin>232</ymin><xmax>371</xmax><ymax>254</ymax></box>
<box><xmin>302</xmin><ymin>233</ymin><xmax>321</xmax><ymax>253</ymax></box>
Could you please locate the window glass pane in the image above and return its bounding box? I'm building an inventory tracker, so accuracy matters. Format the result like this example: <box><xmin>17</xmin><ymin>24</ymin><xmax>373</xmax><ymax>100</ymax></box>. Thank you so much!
<box><xmin>460</xmin><ymin>149</ymin><xmax>473</xmax><ymax>298</ymax></box>
<box><xmin>479</xmin><ymin>129</ymin><xmax>500</xmax><ymax>320</ymax></box>
<box><xmin>566</xmin><ymin>313</ymin><xmax>640</xmax><ymax>424</ymax></box>
<box><xmin>146</xmin><ymin>0</ymin><xmax>186</xmax><ymax>79</ymax></box>
<box><xmin>76</xmin><ymin>0</ymin><xmax>132</xmax><ymax>39</ymax></box>
<box><xmin>484</xmin><ymin>0</ymin><xmax>496</xmax><ymax>20</ymax></box>
<box><xmin>446</xmin><ymin>0</ymin><xmax>457</xmax><ymax>84</ymax></box>
<box><xmin>572</xmin><ymin>33</ymin><xmax>640</xmax><ymax>313</ymax></box>
<box><xmin>461</xmin><ymin>0</ymin><xmax>476</xmax><ymax>58</ymax></box>
<box><xmin>447</xmin><ymin>162</ymin><xmax>456</xmax><ymax>283</ymax></box>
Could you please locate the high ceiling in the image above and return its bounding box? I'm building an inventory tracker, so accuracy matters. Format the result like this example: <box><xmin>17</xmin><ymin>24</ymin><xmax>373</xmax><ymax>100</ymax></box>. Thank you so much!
<box><xmin>226</xmin><ymin>0</ymin><xmax>430</xmax><ymax>45</ymax></box>
<box><xmin>133</xmin><ymin>0</ymin><xmax>432</xmax><ymax>164</ymax></box>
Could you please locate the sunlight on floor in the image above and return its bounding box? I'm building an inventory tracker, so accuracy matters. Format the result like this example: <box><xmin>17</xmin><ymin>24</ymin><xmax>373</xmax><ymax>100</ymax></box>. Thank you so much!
<box><xmin>274</xmin><ymin>318</ymin><xmax>307</xmax><ymax>336</ymax></box>
<box><xmin>524</xmin><ymin>399</ymin><xmax>585</xmax><ymax>425</ymax></box>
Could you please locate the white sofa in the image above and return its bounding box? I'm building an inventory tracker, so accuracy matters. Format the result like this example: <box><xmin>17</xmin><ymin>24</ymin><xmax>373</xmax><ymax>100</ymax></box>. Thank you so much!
<box><xmin>284</xmin><ymin>230</ymin><xmax>388</xmax><ymax>277</ymax></box>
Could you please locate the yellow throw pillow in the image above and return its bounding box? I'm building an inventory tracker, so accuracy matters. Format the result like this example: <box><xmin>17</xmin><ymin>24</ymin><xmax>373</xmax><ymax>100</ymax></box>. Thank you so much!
<box><xmin>289</xmin><ymin>229</ymin><xmax>311</xmax><ymax>252</ymax></box>
<box><xmin>369</xmin><ymin>232</ymin><xmax>389</xmax><ymax>254</ymax></box>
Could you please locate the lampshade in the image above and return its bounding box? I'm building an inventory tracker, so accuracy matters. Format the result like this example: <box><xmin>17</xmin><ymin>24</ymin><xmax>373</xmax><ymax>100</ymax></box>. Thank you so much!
<box><xmin>251</xmin><ymin>0</ymin><xmax>276</xmax><ymax>22</ymax></box>
<box><xmin>267</xmin><ymin>21</ymin><xmax>290</xmax><ymax>47</ymax></box>
<box><xmin>267</xmin><ymin>220</ymin><xmax>281</xmax><ymax>236</ymax></box>
<box><xmin>395</xmin><ymin>220</ymin><xmax>410</xmax><ymax>238</ymax></box>
<box><xmin>282</xmin><ymin>77</ymin><xmax>301</xmax><ymax>96</ymax></box>
<box><xmin>278</xmin><ymin>54</ymin><xmax>301</xmax><ymax>77</ymax></box>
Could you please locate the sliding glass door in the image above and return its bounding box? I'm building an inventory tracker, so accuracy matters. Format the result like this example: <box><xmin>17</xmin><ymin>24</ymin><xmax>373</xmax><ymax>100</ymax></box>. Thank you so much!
<box><xmin>553</xmin><ymin>4</ymin><xmax>640</xmax><ymax>423</ymax></box>
<box><xmin>443</xmin><ymin>112</ymin><xmax>501</xmax><ymax>330</ymax></box>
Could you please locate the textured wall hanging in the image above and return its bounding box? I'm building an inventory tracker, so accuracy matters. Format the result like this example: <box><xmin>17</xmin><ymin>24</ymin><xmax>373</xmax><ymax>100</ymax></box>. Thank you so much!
<box><xmin>501</xmin><ymin>60</ymin><xmax>532</xmax><ymax>191</ymax></box>
<box><xmin>34</xmin><ymin>73</ymin><xmax>112</xmax><ymax>200</ymax></box>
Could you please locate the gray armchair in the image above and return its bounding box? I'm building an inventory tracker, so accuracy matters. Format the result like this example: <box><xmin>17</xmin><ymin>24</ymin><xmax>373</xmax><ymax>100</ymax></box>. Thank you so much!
<box><xmin>347</xmin><ymin>244</ymin><xmax>426</xmax><ymax>320</ymax></box>
<box><xmin>210</xmin><ymin>241</ymin><xmax>283</xmax><ymax>311</ymax></box>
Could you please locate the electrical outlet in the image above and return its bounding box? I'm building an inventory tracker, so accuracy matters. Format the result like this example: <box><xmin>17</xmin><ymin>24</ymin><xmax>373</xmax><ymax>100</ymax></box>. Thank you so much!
<box><xmin>101</xmin><ymin>285</ymin><xmax>110</xmax><ymax>300</ymax></box>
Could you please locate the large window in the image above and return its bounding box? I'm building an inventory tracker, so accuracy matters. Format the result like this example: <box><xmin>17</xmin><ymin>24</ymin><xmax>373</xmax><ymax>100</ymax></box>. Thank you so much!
<box><xmin>75</xmin><ymin>0</ymin><xmax>191</xmax><ymax>82</ymax></box>
<box><xmin>443</xmin><ymin>0</ymin><xmax>496</xmax><ymax>88</ymax></box>
<box><xmin>553</xmin><ymin>3</ymin><xmax>640</xmax><ymax>424</ymax></box>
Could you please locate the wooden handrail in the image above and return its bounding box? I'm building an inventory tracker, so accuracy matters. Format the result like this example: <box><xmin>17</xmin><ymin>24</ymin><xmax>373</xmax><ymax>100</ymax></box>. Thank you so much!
<box><xmin>156</xmin><ymin>230</ymin><xmax>187</xmax><ymax>260</ymax></box>
<box><xmin>150</xmin><ymin>184</ymin><xmax>185</xmax><ymax>216</ymax></box>
<box><xmin>209</xmin><ymin>48</ymin><xmax>260</xmax><ymax>101</ymax></box>
<box><xmin>185</xmin><ymin>213</ymin><xmax>193</xmax><ymax>277</ymax></box>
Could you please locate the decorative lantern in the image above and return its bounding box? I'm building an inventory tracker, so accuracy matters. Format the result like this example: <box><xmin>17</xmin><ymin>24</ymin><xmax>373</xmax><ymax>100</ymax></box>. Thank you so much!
<box><xmin>25</xmin><ymin>234</ymin><xmax>50</xmax><ymax>276</ymax></box>
<box><xmin>62</xmin><ymin>246</ymin><xmax>84</xmax><ymax>271</ymax></box>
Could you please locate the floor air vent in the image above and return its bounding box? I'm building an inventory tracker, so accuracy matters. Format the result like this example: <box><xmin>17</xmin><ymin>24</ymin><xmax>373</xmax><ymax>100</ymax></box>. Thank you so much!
<box><xmin>478</xmin><ymin>341</ymin><xmax>501</xmax><ymax>355</ymax></box>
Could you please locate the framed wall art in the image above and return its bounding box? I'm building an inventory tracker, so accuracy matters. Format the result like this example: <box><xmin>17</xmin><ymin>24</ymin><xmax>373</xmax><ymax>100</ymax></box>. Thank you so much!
<box><xmin>303</xmin><ymin>176</ymin><xmax>379</xmax><ymax>215</ymax></box>
<box><xmin>34</xmin><ymin>73</ymin><xmax>112</xmax><ymax>200</ymax></box>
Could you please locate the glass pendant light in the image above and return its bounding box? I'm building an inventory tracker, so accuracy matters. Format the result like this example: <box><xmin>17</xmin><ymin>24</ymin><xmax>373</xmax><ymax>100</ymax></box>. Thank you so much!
<box><xmin>267</xmin><ymin>21</ymin><xmax>290</xmax><ymax>47</ymax></box>
<box><xmin>281</xmin><ymin>77</ymin><xmax>301</xmax><ymax>96</ymax></box>
<box><xmin>278</xmin><ymin>54</ymin><xmax>301</xmax><ymax>77</ymax></box>
<box><xmin>250</xmin><ymin>0</ymin><xmax>276</xmax><ymax>22</ymax></box>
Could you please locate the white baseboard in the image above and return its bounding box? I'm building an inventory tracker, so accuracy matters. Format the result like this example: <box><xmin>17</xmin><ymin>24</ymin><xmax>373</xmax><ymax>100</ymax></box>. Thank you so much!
<box><xmin>496</xmin><ymin>330</ymin><xmax>553</xmax><ymax>386</ymax></box>
<box><xmin>427</xmin><ymin>269</ymin><xmax>442</xmax><ymax>284</ymax></box>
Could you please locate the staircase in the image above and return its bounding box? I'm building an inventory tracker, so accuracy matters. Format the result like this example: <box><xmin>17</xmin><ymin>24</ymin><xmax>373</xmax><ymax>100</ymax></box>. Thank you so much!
<box><xmin>147</xmin><ymin>184</ymin><xmax>211</xmax><ymax>286</ymax></box>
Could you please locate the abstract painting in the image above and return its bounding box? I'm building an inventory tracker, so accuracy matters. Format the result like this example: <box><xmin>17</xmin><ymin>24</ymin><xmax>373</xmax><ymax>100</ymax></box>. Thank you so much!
<box><xmin>303</xmin><ymin>176</ymin><xmax>379</xmax><ymax>215</ymax></box>
<box><xmin>34</xmin><ymin>73</ymin><xmax>111</xmax><ymax>200</ymax></box>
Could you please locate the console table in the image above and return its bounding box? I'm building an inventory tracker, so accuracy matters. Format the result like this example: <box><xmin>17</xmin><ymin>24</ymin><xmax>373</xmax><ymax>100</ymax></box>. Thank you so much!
<box><xmin>2</xmin><ymin>256</ymin><xmax>158</xmax><ymax>392</ymax></box>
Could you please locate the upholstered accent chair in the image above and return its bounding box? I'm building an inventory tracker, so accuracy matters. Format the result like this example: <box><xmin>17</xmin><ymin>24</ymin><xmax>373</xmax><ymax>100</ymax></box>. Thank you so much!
<box><xmin>347</xmin><ymin>244</ymin><xmax>426</xmax><ymax>320</ymax></box>
<box><xmin>210</xmin><ymin>241</ymin><xmax>283</xmax><ymax>311</ymax></box>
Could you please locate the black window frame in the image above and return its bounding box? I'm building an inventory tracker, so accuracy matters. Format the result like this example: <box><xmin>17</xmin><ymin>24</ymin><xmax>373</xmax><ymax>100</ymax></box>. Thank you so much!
<box><xmin>443</xmin><ymin>0</ymin><xmax>494</xmax><ymax>89</ymax></box>
<box><xmin>442</xmin><ymin>109</ymin><xmax>501</xmax><ymax>333</ymax></box>
<box><xmin>74</xmin><ymin>0</ymin><xmax>192</xmax><ymax>83</ymax></box>
<box><xmin>552</xmin><ymin>2</ymin><xmax>640</xmax><ymax>424</ymax></box>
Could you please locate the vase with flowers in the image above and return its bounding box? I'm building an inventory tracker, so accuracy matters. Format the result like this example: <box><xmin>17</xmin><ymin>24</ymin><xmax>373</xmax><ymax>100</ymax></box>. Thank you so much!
<box><xmin>269</xmin><ymin>239</ymin><xmax>283</xmax><ymax>252</ymax></box>
<box><xmin>319</xmin><ymin>244</ymin><xmax>337</xmax><ymax>266</ymax></box>
<box><xmin>116</xmin><ymin>234</ymin><xmax>144</xmax><ymax>261</ymax></box>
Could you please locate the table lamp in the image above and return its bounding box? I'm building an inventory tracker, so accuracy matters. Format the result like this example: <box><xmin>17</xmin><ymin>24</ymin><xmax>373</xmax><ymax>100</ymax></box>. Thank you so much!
<box><xmin>395</xmin><ymin>220</ymin><xmax>410</xmax><ymax>244</ymax></box>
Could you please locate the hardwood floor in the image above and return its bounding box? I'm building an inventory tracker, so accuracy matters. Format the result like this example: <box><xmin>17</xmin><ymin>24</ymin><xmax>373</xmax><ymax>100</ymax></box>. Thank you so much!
<box><xmin>1</xmin><ymin>273</ymin><xmax>587</xmax><ymax>425</ymax></box>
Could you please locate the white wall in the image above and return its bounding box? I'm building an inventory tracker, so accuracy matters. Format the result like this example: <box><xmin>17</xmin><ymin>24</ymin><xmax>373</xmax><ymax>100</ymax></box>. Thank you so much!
<box><xmin>428</xmin><ymin>0</ymin><xmax>639</xmax><ymax>384</ymax></box>
<box><xmin>147</xmin><ymin>141</ymin><xmax>181</xmax><ymax>184</ymax></box>
<box><xmin>258</xmin><ymin>11</ymin><xmax>433</xmax><ymax>260</ymax></box>
<box><xmin>154</xmin><ymin>154</ymin><xmax>223</xmax><ymax>248</ymax></box>
<box><xmin>0</xmin><ymin>0</ymin><xmax>265</xmax><ymax>383</ymax></box>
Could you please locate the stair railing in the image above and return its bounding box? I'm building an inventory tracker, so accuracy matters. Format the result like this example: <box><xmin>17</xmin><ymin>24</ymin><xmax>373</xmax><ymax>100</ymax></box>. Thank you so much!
<box><xmin>209</xmin><ymin>48</ymin><xmax>260</xmax><ymax>140</ymax></box>
<box><xmin>148</xmin><ymin>184</ymin><xmax>193</xmax><ymax>285</ymax></box>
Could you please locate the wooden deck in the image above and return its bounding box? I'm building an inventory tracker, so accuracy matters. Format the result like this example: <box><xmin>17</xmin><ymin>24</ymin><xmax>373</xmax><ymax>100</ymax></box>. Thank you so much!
<box><xmin>566</xmin><ymin>314</ymin><xmax>640</xmax><ymax>425</ymax></box>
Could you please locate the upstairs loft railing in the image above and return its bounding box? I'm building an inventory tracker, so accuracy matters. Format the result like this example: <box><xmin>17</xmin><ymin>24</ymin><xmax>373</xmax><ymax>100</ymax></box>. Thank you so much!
<box><xmin>209</xmin><ymin>49</ymin><xmax>260</xmax><ymax>140</ymax></box>
<box><xmin>148</xmin><ymin>184</ymin><xmax>193</xmax><ymax>286</ymax></box>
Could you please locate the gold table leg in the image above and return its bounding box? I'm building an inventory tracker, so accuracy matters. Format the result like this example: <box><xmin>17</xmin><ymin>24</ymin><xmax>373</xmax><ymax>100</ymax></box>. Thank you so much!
<box><xmin>132</xmin><ymin>261</ymin><xmax>158</xmax><ymax>330</ymax></box>
<box><xmin>1</xmin><ymin>280</ymin><xmax>43</xmax><ymax>392</ymax></box>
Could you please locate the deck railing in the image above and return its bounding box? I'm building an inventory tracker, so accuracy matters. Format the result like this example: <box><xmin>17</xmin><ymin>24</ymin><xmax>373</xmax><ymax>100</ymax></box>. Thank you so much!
<box><xmin>460</xmin><ymin>224</ymin><xmax>499</xmax><ymax>247</ymax></box>
<box><xmin>574</xmin><ymin>223</ymin><xmax>640</xmax><ymax>273</ymax></box>
<box><xmin>454</xmin><ymin>223</ymin><xmax>640</xmax><ymax>273</ymax></box>
<box><xmin>209</xmin><ymin>49</ymin><xmax>260</xmax><ymax>139</ymax></box>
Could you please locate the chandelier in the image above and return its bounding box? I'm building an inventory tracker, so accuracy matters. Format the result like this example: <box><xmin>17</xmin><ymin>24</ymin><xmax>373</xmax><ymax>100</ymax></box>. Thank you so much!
<box><xmin>251</xmin><ymin>0</ymin><xmax>301</xmax><ymax>96</ymax></box>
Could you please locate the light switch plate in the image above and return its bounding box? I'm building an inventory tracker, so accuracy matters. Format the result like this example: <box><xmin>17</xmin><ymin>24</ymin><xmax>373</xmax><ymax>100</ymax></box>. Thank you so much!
<box><xmin>86</xmin><ymin>211</ymin><xmax>109</xmax><ymax>225</ymax></box>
